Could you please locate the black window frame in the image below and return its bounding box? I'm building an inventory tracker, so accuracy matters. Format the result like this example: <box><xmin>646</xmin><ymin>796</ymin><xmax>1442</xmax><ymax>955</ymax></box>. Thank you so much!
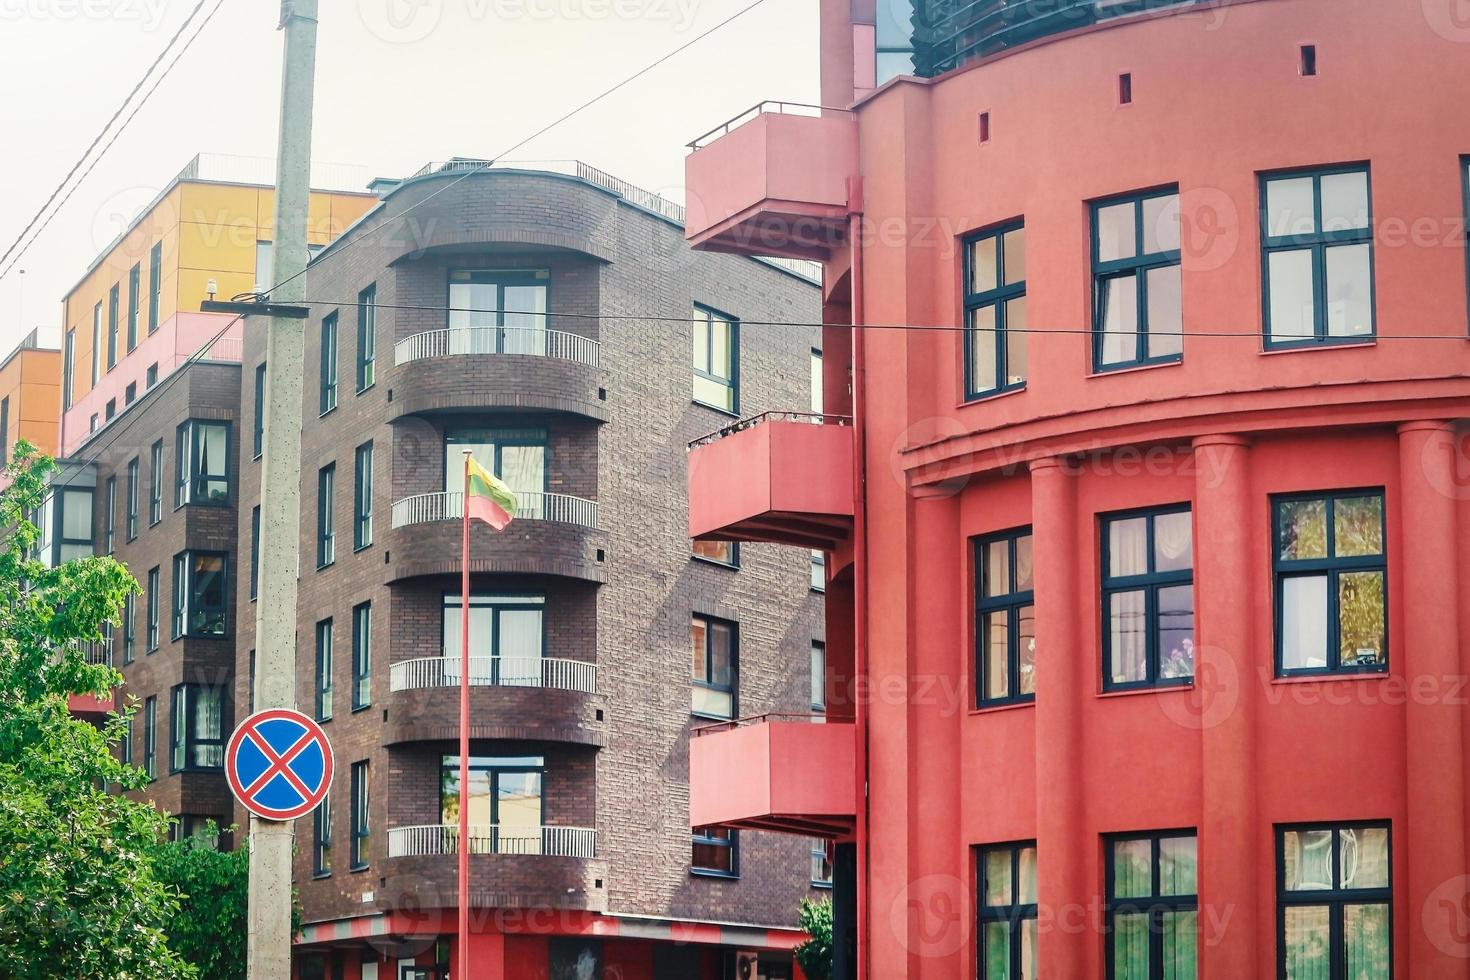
<box><xmin>690</xmin><ymin>613</ymin><xmax>738</xmax><ymax>721</ymax></box>
<box><xmin>811</xmin><ymin>838</ymin><xmax>834</xmax><ymax>888</ymax></box>
<box><xmin>313</xmin><ymin>790</ymin><xmax>332</xmax><ymax>878</ymax></box>
<box><xmin>811</xmin><ymin>640</ymin><xmax>826</xmax><ymax>713</ymax></box>
<box><xmin>691</xmin><ymin>538</ymin><xmax>738</xmax><ymax>568</ymax></box>
<box><xmin>146</xmin><ymin>565</ymin><xmax>160</xmax><ymax>651</ymax></box>
<box><xmin>691</xmin><ymin>825</ymin><xmax>739</xmax><ymax>879</ymax></box>
<box><xmin>148</xmin><ymin>439</ymin><xmax>164</xmax><ymax>525</ymax></box>
<box><xmin>1260</xmin><ymin>164</ymin><xmax>1376</xmax><ymax>349</ymax></box>
<box><xmin>126</xmin><ymin>262</ymin><xmax>140</xmax><ymax>352</ymax></box>
<box><xmin>171</xmin><ymin>550</ymin><xmax>229</xmax><ymax>639</ymax></box>
<box><xmin>0</xmin><ymin>396</ymin><xmax>9</xmax><ymax>464</ymax></box>
<box><xmin>142</xmin><ymin>694</ymin><xmax>156</xmax><ymax>778</ymax></box>
<box><xmin>1091</xmin><ymin>187</ymin><xmax>1183</xmax><ymax>372</ymax></box>
<box><xmin>962</xmin><ymin>220</ymin><xmax>1028</xmax><ymax>400</ymax></box>
<box><xmin>691</xmin><ymin>304</ymin><xmax>739</xmax><ymax>415</ymax></box>
<box><xmin>352</xmin><ymin>602</ymin><xmax>371</xmax><ymax>711</ymax></box>
<box><xmin>974</xmin><ymin>527</ymin><xmax>1036</xmax><ymax>707</ymax></box>
<box><xmin>1104</xmin><ymin>829</ymin><xmax>1199</xmax><ymax>980</ymax></box>
<box><xmin>125</xmin><ymin>457</ymin><xmax>139</xmax><ymax>540</ymax></box>
<box><xmin>1100</xmin><ymin>505</ymin><xmax>1195</xmax><ymax>692</ymax></box>
<box><xmin>249</xmin><ymin>505</ymin><xmax>260</xmax><ymax>602</ymax></box>
<box><xmin>320</xmin><ymin>312</ymin><xmax>338</xmax><ymax>415</ymax></box>
<box><xmin>62</xmin><ymin>329</ymin><xmax>75</xmax><ymax>411</ymax></box>
<box><xmin>1272</xmin><ymin>489</ymin><xmax>1388</xmax><ymax>677</ymax></box>
<box><xmin>1276</xmin><ymin>821</ymin><xmax>1393</xmax><ymax>980</ymax></box>
<box><xmin>122</xmin><ymin>592</ymin><xmax>135</xmax><ymax>665</ymax></box>
<box><xmin>168</xmin><ymin>682</ymin><xmax>226</xmax><ymax>774</ymax></box>
<box><xmin>438</xmin><ymin>754</ymin><xmax>547</xmax><ymax>849</ymax></box>
<box><xmin>977</xmin><ymin>840</ymin><xmax>1038</xmax><ymax>980</ymax></box>
<box><xmin>147</xmin><ymin>241</ymin><xmax>161</xmax><ymax>334</ymax></box>
<box><xmin>253</xmin><ymin>362</ymin><xmax>266</xmax><ymax>459</ymax></box>
<box><xmin>146</xmin><ymin>362</ymin><xmax>158</xmax><ymax>388</ymax></box>
<box><xmin>102</xmin><ymin>476</ymin><xmax>116</xmax><ymax>554</ymax></box>
<box><xmin>315</xmin><ymin>618</ymin><xmax>333</xmax><ymax>722</ymax></box>
<box><xmin>91</xmin><ymin>301</ymin><xmax>101</xmax><ymax>385</ymax></box>
<box><xmin>353</xmin><ymin>442</ymin><xmax>373</xmax><ymax>551</ymax></box>
<box><xmin>317</xmin><ymin>463</ymin><xmax>335</xmax><ymax>568</ymax></box>
<box><xmin>174</xmin><ymin>419</ymin><xmax>231</xmax><ymax>507</ymax></box>
<box><xmin>106</xmin><ymin>283</ymin><xmax>119</xmax><ymax>370</ymax></box>
<box><xmin>356</xmin><ymin>284</ymin><xmax>376</xmax><ymax>393</ymax></box>
<box><xmin>350</xmin><ymin>760</ymin><xmax>370</xmax><ymax>870</ymax></box>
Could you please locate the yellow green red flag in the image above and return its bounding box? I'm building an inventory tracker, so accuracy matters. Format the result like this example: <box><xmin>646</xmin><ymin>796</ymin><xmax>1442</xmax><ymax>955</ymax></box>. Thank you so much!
<box><xmin>465</xmin><ymin>455</ymin><xmax>516</xmax><ymax>530</ymax></box>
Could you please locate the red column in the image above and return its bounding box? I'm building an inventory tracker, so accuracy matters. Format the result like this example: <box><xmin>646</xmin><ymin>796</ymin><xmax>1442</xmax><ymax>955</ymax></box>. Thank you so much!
<box><xmin>1029</xmin><ymin>457</ymin><xmax>1088</xmax><ymax>975</ymax></box>
<box><xmin>1397</xmin><ymin>421</ymin><xmax>1469</xmax><ymax>978</ymax></box>
<box><xmin>1191</xmin><ymin>435</ymin><xmax>1258</xmax><ymax>977</ymax></box>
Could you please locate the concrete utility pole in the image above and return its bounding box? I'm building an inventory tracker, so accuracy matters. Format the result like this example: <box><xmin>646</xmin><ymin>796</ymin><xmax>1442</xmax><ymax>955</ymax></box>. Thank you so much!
<box><xmin>248</xmin><ymin>2</ymin><xmax>318</xmax><ymax>976</ymax></box>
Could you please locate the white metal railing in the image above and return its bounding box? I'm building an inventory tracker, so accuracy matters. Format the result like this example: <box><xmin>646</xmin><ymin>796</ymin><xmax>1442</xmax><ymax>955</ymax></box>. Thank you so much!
<box><xmin>390</xmin><ymin>491</ymin><xmax>599</xmax><ymax>530</ymax></box>
<box><xmin>389</xmin><ymin>656</ymin><xmax>597</xmax><ymax>694</ymax></box>
<box><xmin>394</xmin><ymin>326</ymin><xmax>600</xmax><ymax>368</ymax></box>
<box><xmin>387</xmin><ymin>824</ymin><xmax>597</xmax><ymax>859</ymax></box>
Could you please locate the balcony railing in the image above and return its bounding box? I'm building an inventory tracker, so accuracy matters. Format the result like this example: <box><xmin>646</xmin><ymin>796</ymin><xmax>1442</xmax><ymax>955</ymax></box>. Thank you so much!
<box><xmin>690</xmin><ymin>411</ymin><xmax>852</xmax><ymax>449</ymax></box>
<box><xmin>388</xmin><ymin>824</ymin><xmax>597</xmax><ymax>859</ymax></box>
<box><xmin>692</xmin><ymin>712</ymin><xmax>829</xmax><ymax>737</ymax></box>
<box><xmin>394</xmin><ymin>326</ymin><xmax>600</xmax><ymax>368</ymax></box>
<box><xmin>687</xmin><ymin>101</ymin><xmax>852</xmax><ymax>150</ymax></box>
<box><xmin>389</xmin><ymin>656</ymin><xmax>598</xmax><ymax>695</ymax></box>
<box><xmin>390</xmin><ymin>491</ymin><xmax>599</xmax><ymax>530</ymax></box>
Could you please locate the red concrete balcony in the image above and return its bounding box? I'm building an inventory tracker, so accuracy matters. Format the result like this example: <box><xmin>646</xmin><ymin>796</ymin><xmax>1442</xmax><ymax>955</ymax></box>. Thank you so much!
<box><xmin>684</xmin><ymin>103</ymin><xmax>858</xmax><ymax>261</ymax></box>
<box><xmin>689</xmin><ymin>715</ymin><xmax>856</xmax><ymax>837</ymax></box>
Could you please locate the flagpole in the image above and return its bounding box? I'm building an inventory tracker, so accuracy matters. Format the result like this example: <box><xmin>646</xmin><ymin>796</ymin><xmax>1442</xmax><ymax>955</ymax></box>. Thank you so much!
<box><xmin>458</xmin><ymin>449</ymin><xmax>471</xmax><ymax>980</ymax></box>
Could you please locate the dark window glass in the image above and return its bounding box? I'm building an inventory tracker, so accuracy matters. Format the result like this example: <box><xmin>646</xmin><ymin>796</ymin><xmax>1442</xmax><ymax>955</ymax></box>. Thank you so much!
<box><xmin>146</xmin><ymin>362</ymin><xmax>158</xmax><ymax>388</ymax></box>
<box><xmin>148</xmin><ymin>242</ymin><xmax>161</xmax><ymax>333</ymax></box>
<box><xmin>315</xmin><ymin>619</ymin><xmax>333</xmax><ymax>721</ymax></box>
<box><xmin>121</xmin><ymin>593</ymin><xmax>135</xmax><ymax>665</ymax></box>
<box><xmin>175</xmin><ymin>420</ymin><xmax>230</xmax><ymax>506</ymax></box>
<box><xmin>171</xmin><ymin>551</ymin><xmax>228</xmax><ymax>639</ymax></box>
<box><xmin>1262</xmin><ymin>167</ymin><xmax>1374</xmax><ymax>346</ymax></box>
<box><xmin>350</xmin><ymin>760</ymin><xmax>370</xmax><ymax>869</ymax></box>
<box><xmin>356</xmin><ymin>284</ymin><xmax>376</xmax><ymax>392</ymax></box>
<box><xmin>148</xmin><ymin>439</ymin><xmax>163</xmax><ymax>524</ymax></box>
<box><xmin>352</xmin><ymin>602</ymin><xmax>371</xmax><ymax>710</ymax></box>
<box><xmin>143</xmin><ymin>695</ymin><xmax>156</xmax><ymax>778</ymax></box>
<box><xmin>1274</xmin><ymin>491</ymin><xmax>1387</xmax><ymax>675</ymax></box>
<box><xmin>1106</xmin><ymin>831</ymin><xmax>1198</xmax><ymax>979</ymax></box>
<box><xmin>126</xmin><ymin>263</ymin><xmax>140</xmax><ymax>351</ymax></box>
<box><xmin>146</xmin><ymin>566</ymin><xmax>160</xmax><ymax>651</ymax></box>
<box><xmin>692</xmin><ymin>305</ymin><xmax>738</xmax><ymax>412</ymax></box>
<box><xmin>313</xmin><ymin>791</ymin><xmax>332</xmax><ymax>877</ymax></box>
<box><xmin>964</xmin><ymin>223</ymin><xmax>1027</xmax><ymax>398</ymax></box>
<box><xmin>168</xmin><ymin>683</ymin><xmax>226</xmax><ymax>772</ymax></box>
<box><xmin>975</xmin><ymin>528</ymin><xmax>1036</xmax><ymax>706</ymax></box>
<box><xmin>253</xmin><ymin>362</ymin><xmax>266</xmax><ymax>459</ymax></box>
<box><xmin>1278</xmin><ymin>823</ymin><xmax>1391</xmax><ymax>979</ymax></box>
<box><xmin>1101</xmin><ymin>507</ymin><xmax>1194</xmax><ymax>690</ymax></box>
<box><xmin>692</xmin><ymin>826</ymin><xmax>738</xmax><ymax>877</ymax></box>
<box><xmin>320</xmin><ymin>312</ymin><xmax>338</xmax><ymax>414</ymax></box>
<box><xmin>107</xmin><ymin>284</ymin><xmax>119</xmax><ymax>369</ymax></box>
<box><xmin>125</xmin><ymin>457</ymin><xmax>138</xmax><ymax>540</ymax></box>
<box><xmin>1093</xmin><ymin>189</ymin><xmax>1182</xmax><ymax>370</ymax></box>
<box><xmin>691</xmin><ymin>614</ymin><xmax>736</xmax><ymax>719</ymax></box>
<box><xmin>317</xmin><ymin>464</ymin><xmax>335</xmax><ymax>567</ymax></box>
<box><xmin>62</xmin><ymin>330</ymin><xmax>75</xmax><ymax>411</ymax></box>
<box><xmin>354</xmin><ymin>442</ymin><xmax>373</xmax><ymax>550</ymax></box>
<box><xmin>249</xmin><ymin>506</ymin><xmax>260</xmax><ymax>601</ymax></box>
<box><xmin>978</xmin><ymin>841</ymin><xmax>1038</xmax><ymax>980</ymax></box>
<box><xmin>91</xmin><ymin>302</ymin><xmax>101</xmax><ymax>385</ymax></box>
<box><xmin>102</xmin><ymin>477</ymin><xmax>116</xmax><ymax>553</ymax></box>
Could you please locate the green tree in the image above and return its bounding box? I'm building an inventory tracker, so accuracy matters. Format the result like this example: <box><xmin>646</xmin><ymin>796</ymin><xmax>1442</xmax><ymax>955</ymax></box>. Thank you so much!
<box><xmin>0</xmin><ymin>444</ymin><xmax>193</xmax><ymax>979</ymax></box>
<box><xmin>794</xmin><ymin>897</ymin><xmax>833</xmax><ymax>980</ymax></box>
<box><xmin>148</xmin><ymin>826</ymin><xmax>249</xmax><ymax>980</ymax></box>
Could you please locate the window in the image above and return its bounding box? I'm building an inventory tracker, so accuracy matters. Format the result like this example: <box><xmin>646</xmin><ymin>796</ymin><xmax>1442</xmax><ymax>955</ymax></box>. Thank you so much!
<box><xmin>122</xmin><ymin>593</ymin><xmax>135</xmax><ymax>665</ymax></box>
<box><xmin>1274</xmin><ymin>491</ymin><xmax>1386</xmax><ymax>675</ymax></box>
<box><xmin>317</xmin><ymin>464</ymin><xmax>335</xmax><ymax>568</ymax></box>
<box><xmin>440</xmin><ymin>755</ymin><xmax>545</xmax><ymax>854</ymax></box>
<box><xmin>977</xmin><ymin>842</ymin><xmax>1038</xmax><ymax>980</ymax></box>
<box><xmin>320</xmin><ymin>312</ymin><xmax>338</xmax><ymax>414</ymax></box>
<box><xmin>444</xmin><ymin>427</ymin><xmax>546</xmax><ymax>517</ymax></box>
<box><xmin>357</xmin><ymin>284</ymin><xmax>376</xmax><ymax>392</ymax></box>
<box><xmin>142</xmin><ymin>695</ymin><xmax>156</xmax><ymax>778</ymax></box>
<box><xmin>63</xmin><ymin>329</ymin><xmax>75</xmax><ymax>411</ymax></box>
<box><xmin>126</xmin><ymin>263</ymin><xmax>140</xmax><ymax>351</ymax></box>
<box><xmin>350</xmin><ymin>760</ymin><xmax>370</xmax><ymax>870</ymax></box>
<box><xmin>171</xmin><ymin>551</ymin><xmax>228</xmax><ymax>638</ymax></box>
<box><xmin>352</xmin><ymin>602</ymin><xmax>371</xmax><ymax>710</ymax></box>
<box><xmin>1278</xmin><ymin>823</ymin><xmax>1391</xmax><ymax>979</ymax></box>
<box><xmin>175</xmin><ymin>420</ymin><xmax>230</xmax><ymax>505</ymax></box>
<box><xmin>810</xmin><ymin>347</ymin><xmax>823</xmax><ymax>413</ymax></box>
<box><xmin>964</xmin><ymin>222</ymin><xmax>1028</xmax><ymax>397</ymax></box>
<box><xmin>313</xmin><ymin>792</ymin><xmax>332</xmax><ymax>877</ymax></box>
<box><xmin>91</xmin><ymin>301</ymin><xmax>102</xmax><ymax>385</ymax></box>
<box><xmin>354</xmin><ymin>442</ymin><xmax>373</xmax><ymax>550</ymax></box>
<box><xmin>102</xmin><ymin>477</ymin><xmax>116</xmax><ymax>553</ymax></box>
<box><xmin>249</xmin><ymin>506</ymin><xmax>260</xmax><ymax>601</ymax></box>
<box><xmin>34</xmin><ymin>487</ymin><xmax>94</xmax><ymax>567</ymax></box>
<box><xmin>811</xmin><ymin>549</ymin><xmax>826</xmax><ymax>592</ymax></box>
<box><xmin>691</xmin><ymin>614</ymin><xmax>736</xmax><ymax>719</ymax></box>
<box><xmin>1093</xmin><ymin>189</ymin><xmax>1182</xmax><ymax>370</ymax></box>
<box><xmin>1262</xmin><ymin>166</ymin><xmax>1374</xmax><ymax>346</ymax></box>
<box><xmin>692</xmin><ymin>826</ymin><xmax>738</xmax><ymax>877</ymax></box>
<box><xmin>811</xmin><ymin>839</ymin><xmax>833</xmax><ymax>887</ymax></box>
<box><xmin>146</xmin><ymin>362</ymin><xmax>158</xmax><ymax>388</ymax></box>
<box><xmin>105</xmin><ymin>399</ymin><xmax>115</xmax><ymax>421</ymax></box>
<box><xmin>124</xmin><ymin>382</ymin><xmax>136</xmax><ymax>405</ymax></box>
<box><xmin>976</xmin><ymin>528</ymin><xmax>1036</xmax><ymax>706</ymax></box>
<box><xmin>89</xmin><ymin>414</ymin><xmax>97</xmax><ymax>433</ymax></box>
<box><xmin>148</xmin><ymin>242</ymin><xmax>161</xmax><ymax>333</ymax></box>
<box><xmin>148</xmin><ymin>439</ymin><xmax>163</xmax><ymax>524</ymax></box>
<box><xmin>692</xmin><ymin>538</ymin><xmax>737</xmax><ymax>567</ymax></box>
<box><xmin>107</xmin><ymin>284</ymin><xmax>119</xmax><ymax>370</ymax></box>
<box><xmin>441</xmin><ymin>594</ymin><xmax>544</xmax><ymax>682</ymax></box>
<box><xmin>1102</xmin><ymin>507</ymin><xmax>1194</xmax><ymax>690</ymax></box>
<box><xmin>1106</xmin><ymin>831</ymin><xmax>1198</xmax><ymax>979</ymax></box>
<box><xmin>120</xmin><ymin>713</ymin><xmax>133</xmax><ymax>765</ymax></box>
<box><xmin>247</xmin><ymin>650</ymin><xmax>255</xmax><ymax>714</ymax></box>
<box><xmin>692</xmin><ymin>305</ymin><xmax>738</xmax><ymax>412</ymax></box>
<box><xmin>447</xmin><ymin>269</ymin><xmax>550</xmax><ymax>352</ymax></box>
<box><xmin>169</xmin><ymin>683</ymin><xmax>225</xmax><ymax>772</ymax></box>
<box><xmin>0</xmin><ymin>396</ymin><xmax>9</xmax><ymax>464</ymax></box>
<box><xmin>146</xmin><ymin>566</ymin><xmax>159</xmax><ymax>651</ymax></box>
<box><xmin>253</xmin><ymin>362</ymin><xmax>266</xmax><ymax>458</ymax></box>
<box><xmin>315</xmin><ymin>619</ymin><xmax>333</xmax><ymax>721</ymax></box>
<box><xmin>125</xmin><ymin>457</ymin><xmax>138</xmax><ymax>540</ymax></box>
<box><xmin>810</xmin><ymin>641</ymin><xmax>826</xmax><ymax>713</ymax></box>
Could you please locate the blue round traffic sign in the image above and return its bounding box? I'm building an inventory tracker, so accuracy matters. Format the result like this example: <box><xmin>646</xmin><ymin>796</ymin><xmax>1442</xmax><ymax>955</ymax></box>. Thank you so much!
<box><xmin>226</xmin><ymin>708</ymin><xmax>334</xmax><ymax>821</ymax></box>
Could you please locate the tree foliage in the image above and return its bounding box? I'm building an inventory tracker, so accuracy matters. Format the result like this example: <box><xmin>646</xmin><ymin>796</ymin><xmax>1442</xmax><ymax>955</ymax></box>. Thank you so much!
<box><xmin>0</xmin><ymin>444</ymin><xmax>193</xmax><ymax>979</ymax></box>
<box><xmin>794</xmin><ymin>897</ymin><xmax>833</xmax><ymax>980</ymax></box>
<box><xmin>147</xmin><ymin>828</ymin><xmax>249</xmax><ymax>980</ymax></box>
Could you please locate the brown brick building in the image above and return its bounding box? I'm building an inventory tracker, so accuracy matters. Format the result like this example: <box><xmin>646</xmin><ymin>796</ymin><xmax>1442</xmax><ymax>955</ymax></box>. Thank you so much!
<box><xmin>221</xmin><ymin>163</ymin><xmax>829</xmax><ymax>980</ymax></box>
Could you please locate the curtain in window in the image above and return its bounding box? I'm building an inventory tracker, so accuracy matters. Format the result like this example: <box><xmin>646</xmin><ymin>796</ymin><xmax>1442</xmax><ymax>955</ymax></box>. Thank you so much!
<box><xmin>193</xmin><ymin>689</ymin><xmax>223</xmax><ymax>768</ymax></box>
<box><xmin>497</xmin><ymin>608</ymin><xmax>543</xmax><ymax>685</ymax></box>
<box><xmin>500</xmin><ymin>444</ymin><xmax>545</xmax><ymax>518</ymax></box>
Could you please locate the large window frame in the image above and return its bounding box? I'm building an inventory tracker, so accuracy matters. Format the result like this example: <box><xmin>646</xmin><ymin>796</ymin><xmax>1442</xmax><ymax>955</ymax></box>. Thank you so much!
<box><xmin>148</xmin><ymin>439</ymin><xmax>164</xmax><ymax>525</ymax></box>
<box><xmin>317</xmin><ymin>463</ymin><xmax>335</xmax><ymax>568</ymax></box>
<box><xmin>174</xmin><ymin>420</ymin><xmax>231</xmax><ymax>507</ymax></box>
<box><xmin>90</xmin><ymin>301</ymin><xmax>101</xmax><ymax>386</ymax></box>
<box><xmin>692</xmin><ymin>538</ymin><xmax>738</xmax><ymax>568</ymax></box>
<box><xmin>148</xmin><ymin>241</ymin><xmax>161</xmax><ymax>334</ymax></box>
<box><xmin>249</xmin><ymin>505</ymin><xmax>260</xmax><ymax>602</ymax></box>
<box><xmin>1092</xmin><ymin>188</ymin><xmax>1183</xmax><ymax>371</ymax></box>
<box><xmin>315</xmin><ymin>619</ymin><xmax>333</xmax><ymax>722</ymax></box>
<box><xmin>125</xmin><ymin>457</ymin><xmax>139</xmax><ymax>540</ymax></box>
<box><xmin>122</xmin><ymin>592</ymin><xmax>135</xmax><ymax>665</ymax></box>
<box><xmin>440</xmin><ymin>592</ymin><xmax>545</xmax><ymax>683</ymax></box>
<box><xmin>1273</xmin><ymin>490</ymin><xmax>1388</xmax><ymax>677</ymax></box>
<box><xmin>357</xmin><ymin>284</ymin><xmax>376</xmax><ymax>392</ymax></box>
<box><xmin>1261</xmin><ymin>165</ymin><xmax>1376</xmax><ymax>348</ymax></box>
<box><xmin>107</xmin><ymin>284</ymin><xmax>119</xmax><ymax>370</ymax></box>
<box><xmin>975</xmin><ymin>527</ymin><xmax>1036</xmax><ymax>707</ymax></box>
<box><xmin>168</xmin><ymin>683</ymin><xmax>226</xmax><ymax>773</ymax></box>
<box><xmin>171</xmin><ymin>550</ymin><xmax>228</xmax><ymax>639</ymax></box>
<box><xmin>320</xmin><ymin>312</ymin><xmax>338</xmax><ymax>415</ymax></box>
<box><xmin>352</xmin><ymin>602</ymin><xmax>371</xmax><ymax>711</ymax></box>
<box><xmin>447</xmin><ymin>269</ymin><xmax>551</xmax><ymax>352</ymax></box>
<box><xmin>1101</xmin><ymin>505</ymin><xmax>1195</xmax><ymax>692</ymax></box>
<box><xmin>691</xmin><ymin>614</ymin><xmax>737</xmax><ymax>720</ymax></box>
<box><xmin>354</xmin><ymin>442</ymin><xmax>373</xmax><ymax>551</ymax></box>
<box><xmin>1105</xmin><ymin>830</ymin><xmax>1199</xmax><ymax>980</ymax></box>
<box><xmin>350</xmin><ymin>760</ymin><xmax>370</xmax><ymax>870</ymax></box>
<box><xmin>1277</xmin><ymin>822</ymin><xmax>1392</xmax><ymax>979</ymax></box>
<box><xmin>691</xmin><ymin>826</ymin><xmax>739</xmax><ymax>879</ymax></box>
<box><xmin>443</xmin><ymin>427</ymin><xmax>547</xmax><ymax>518</ymax></box>
<box><xmin>126</xmin><ymin>263</ymin><xmax>140</xmax><ymax>352</ymax></box>
<box><xmin>142</xmin><ymin>695</ymin><xmax>156</xmax><ymax>778</ymax></box>
<box><xmin>313</xmin><ymin>791</ymin><xmax>332</xmax><ymax>878</ymax></box>
<box><xmin>439</xmin><ymin>754</ymin><xmax>546</xmax><ymax>854</ymax></box>
<box><xmin>253</xmin><ymin>362</ymin><xmax>266</xmax><ymax>460</ymax></box>
<box><xmin>146</xmin><ymin>566</ymin><xmax>160</xmax><ymax>652</ymax></box>
<box><xmin>977</xmin><ymin>841</ymin><xmax>1038</xmax><ymax>980</ymax></box>
<box><xmin>963</xmin><ymin>221</ymin><xmax>1027</xmax><ymax>399</ymax></box>
<box><xmin>692</xmin><ymin>304</ymin><xmax>739</xmax><ymax>414</ymax></box>
<box><xmin>102</xmin><ymin>476</ymin><xmax>116</xmax><ymax>554</ymax></box>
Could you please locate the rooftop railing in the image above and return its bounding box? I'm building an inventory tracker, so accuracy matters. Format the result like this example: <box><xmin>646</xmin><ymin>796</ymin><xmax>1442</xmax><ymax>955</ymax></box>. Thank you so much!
<box><xmin>689</xmin><ymin>411</ymin><xmax>853</xmax><ymax>450</ymax></box>
<box><xmin>686</xmin><ymin>101</ymin><xmax>854</xmax><ymax>150</ymax></box>
<box><xmin>691</xmin><ymin>712</ymin><xmax>835</xmax><ymax>738</ymax></box>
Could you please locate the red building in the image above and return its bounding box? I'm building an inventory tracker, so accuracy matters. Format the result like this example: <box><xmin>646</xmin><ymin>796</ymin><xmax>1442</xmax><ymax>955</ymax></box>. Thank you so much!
<box><xmin>684</xmin><ymin>1</ymin><xmax>1470</xmax><ymax>977</ymax></box>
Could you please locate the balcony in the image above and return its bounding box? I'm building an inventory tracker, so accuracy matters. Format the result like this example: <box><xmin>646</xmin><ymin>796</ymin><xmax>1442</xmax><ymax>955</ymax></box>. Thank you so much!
<box><xmin>684</xmin><ymin>103</ymin><xmax>858</xmax><ymax>261</ymax></box>
<box><xmin>388</xmin><ymin>823</ymin><xmax>596</xmax><ymax>858</ymax></box>
<box><xmin>384</xmin><ymin>656</ymin><xmax>605</xmax><ymax>747</ymax></box>
<box><xmin>386</xmin><ymin>490</ymin><xmax>608</xmax><ymax>584</ymax></box>
<box><xmin>690</xmin><ymin>715</ymin><xmax>856</xmax><ymax>837</ymax></box>
<box><xmin>688</xmin><ymin>413</ymin><xmax>854</xmax><ymax>551</ymax></box>
<box><xmin>389</xmin><ymin>325</ymin><xmax>606</xmax><ymax>422</ymax></box>
<box><xmin>383</xmin><ymin>824</ymin><xmax>606</xmax><ymax>912</ymax></box>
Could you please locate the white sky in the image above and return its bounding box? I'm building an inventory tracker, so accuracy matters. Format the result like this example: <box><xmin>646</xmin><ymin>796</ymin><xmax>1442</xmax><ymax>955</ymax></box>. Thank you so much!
<box><xmin>0</xmin><ymin>0</ymin><xmax>819</xmax><ymax>352</ymax></box>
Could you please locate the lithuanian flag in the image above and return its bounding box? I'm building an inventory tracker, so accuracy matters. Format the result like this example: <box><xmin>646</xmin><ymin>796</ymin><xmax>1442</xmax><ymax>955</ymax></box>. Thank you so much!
<box><xmin>465</xmin><ymin>455</ymin><xmax>517</xmax><ymax>530</ymax></box>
